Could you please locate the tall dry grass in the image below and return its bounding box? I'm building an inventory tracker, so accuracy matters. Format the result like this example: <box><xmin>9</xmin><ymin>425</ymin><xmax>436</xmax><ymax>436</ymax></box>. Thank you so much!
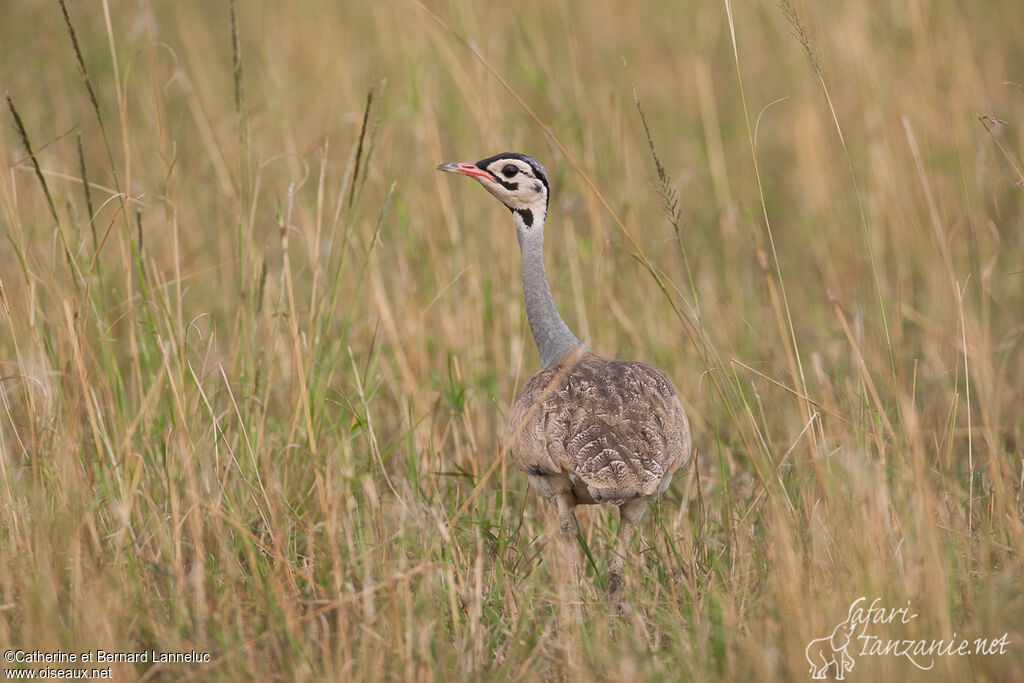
<box><xmin>1</xmin><ymin>0</ymin><xmax>1022</xmax><ymax>680</ymax></box>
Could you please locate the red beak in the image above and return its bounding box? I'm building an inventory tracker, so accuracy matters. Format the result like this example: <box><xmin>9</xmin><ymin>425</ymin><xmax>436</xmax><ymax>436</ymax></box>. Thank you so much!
<box><xmin>437</xmin><ymin>161</ymin><xmax>495</xmax><ymax>182</ymax></box>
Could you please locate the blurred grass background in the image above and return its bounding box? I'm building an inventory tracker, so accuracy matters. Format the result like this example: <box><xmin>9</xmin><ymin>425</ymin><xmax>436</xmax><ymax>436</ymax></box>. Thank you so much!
<box><xmin>1</xmin><ymin>0</ymin><xmax>1022</xmax><ymax>679</ymax></box>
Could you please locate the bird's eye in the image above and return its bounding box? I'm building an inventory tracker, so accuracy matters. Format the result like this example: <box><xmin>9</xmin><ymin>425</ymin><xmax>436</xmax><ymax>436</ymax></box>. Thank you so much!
<box><xmin>501</xmin><ymin>165</ymin><xmax>518</xmax><ymax>178</ymax></box>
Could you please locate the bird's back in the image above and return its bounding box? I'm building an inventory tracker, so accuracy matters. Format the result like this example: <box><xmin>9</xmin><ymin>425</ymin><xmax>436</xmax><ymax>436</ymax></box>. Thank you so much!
<box><xmin>509</xmin><ymin>347</ymin><xmax>691</xmax><ymax>505</ymax></box>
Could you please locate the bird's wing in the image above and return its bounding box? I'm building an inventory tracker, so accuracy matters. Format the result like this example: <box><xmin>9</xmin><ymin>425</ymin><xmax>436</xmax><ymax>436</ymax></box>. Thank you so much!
<box><xmin>509</xmin><ymin>349</ymin><xmax>691</xmax><ymax>503</ymax></box>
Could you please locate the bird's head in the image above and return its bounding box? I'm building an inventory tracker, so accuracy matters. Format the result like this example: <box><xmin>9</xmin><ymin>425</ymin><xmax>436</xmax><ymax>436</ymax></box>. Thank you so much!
<box><xmin>437</xmin><ymin>152</ymin><xmax>549</xmax><ymax>228</ymax></box>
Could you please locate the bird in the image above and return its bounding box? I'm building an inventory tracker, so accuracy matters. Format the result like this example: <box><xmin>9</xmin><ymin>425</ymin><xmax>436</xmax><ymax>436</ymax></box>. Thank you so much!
<box><xmin>438</xmin><ymin>152</ymin><xmax>692</xmax><ymax>596</ymax></box>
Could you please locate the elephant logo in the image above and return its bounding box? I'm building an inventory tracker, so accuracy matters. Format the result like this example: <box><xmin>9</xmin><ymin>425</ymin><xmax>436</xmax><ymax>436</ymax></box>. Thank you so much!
<box><xmin>806</xmin><ymin>617</ymin><xmax>857</xmax><ymax>679</ymax></box>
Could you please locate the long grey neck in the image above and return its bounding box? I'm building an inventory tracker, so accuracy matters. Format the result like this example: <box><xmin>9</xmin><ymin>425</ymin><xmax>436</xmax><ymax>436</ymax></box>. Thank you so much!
<box><xmin>515</xmin><ymin>211</ymin><xmax>580</xmax><ymax>367</ymax></box>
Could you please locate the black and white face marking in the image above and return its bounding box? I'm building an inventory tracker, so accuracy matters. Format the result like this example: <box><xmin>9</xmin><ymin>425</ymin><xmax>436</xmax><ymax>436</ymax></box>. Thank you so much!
<box><xmin>437</xmin><ymin>153</ymin><xmax>550</xmax><ymax>228</ymax></box>
<box><xmin>473</xmin><ymin>152</ymin><xmax>548</xmax><ymax>197</ymax></box>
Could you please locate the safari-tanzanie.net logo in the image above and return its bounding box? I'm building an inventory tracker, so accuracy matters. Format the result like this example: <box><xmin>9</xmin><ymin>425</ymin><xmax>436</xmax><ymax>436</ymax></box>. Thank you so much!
<box><xmin>805</xmin><ymin>597</ymin><xmax>1010</xmax><ymax>679</ymax></box>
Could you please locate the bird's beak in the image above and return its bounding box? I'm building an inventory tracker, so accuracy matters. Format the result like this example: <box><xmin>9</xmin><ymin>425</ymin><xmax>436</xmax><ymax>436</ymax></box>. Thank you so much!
<box><xmin>436</xmin><ymin>161</ymin><xmax>494</xmax><ymax>182</ymax></box>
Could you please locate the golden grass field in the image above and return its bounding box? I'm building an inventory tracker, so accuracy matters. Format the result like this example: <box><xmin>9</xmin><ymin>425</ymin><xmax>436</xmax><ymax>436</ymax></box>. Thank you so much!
<box><xmin>1</xmin><ymin>0</ymin><xmax>1022</xmax><ymax>680</ymax></box>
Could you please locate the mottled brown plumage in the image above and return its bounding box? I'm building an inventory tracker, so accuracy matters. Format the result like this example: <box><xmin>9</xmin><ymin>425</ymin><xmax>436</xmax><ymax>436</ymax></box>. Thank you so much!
<box><xmin>509</xmin><ymin>347</ymin><xmax>691</xmax><ymax>505</ymax></box>
<box><xmin>438</xmin><ymin>152</ymin><xmax>693</xmax><ymax>597</ymax></box>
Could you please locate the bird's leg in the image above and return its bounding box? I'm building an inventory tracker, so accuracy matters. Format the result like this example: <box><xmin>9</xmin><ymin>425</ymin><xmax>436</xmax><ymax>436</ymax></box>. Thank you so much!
<box><xmin>608</xmin><ymin>498</ymin><xmax>650</xmax><ymax>596</ymax></box>
<box><xmin>552</xmin><ymin>494</ymin><xmax>583</xmax><ymax>662</ymax></box>
<box><xmin>554</xmin><ymin>493</ymin><xmax>581</xmax><ymax>589</ymax></box>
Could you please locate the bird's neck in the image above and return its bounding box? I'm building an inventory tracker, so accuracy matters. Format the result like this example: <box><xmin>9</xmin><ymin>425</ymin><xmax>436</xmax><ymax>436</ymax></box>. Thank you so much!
<box><xmin>515</xmin><ymin>211</ymin><xmax>580</xmax><ymax>367</ymax></box>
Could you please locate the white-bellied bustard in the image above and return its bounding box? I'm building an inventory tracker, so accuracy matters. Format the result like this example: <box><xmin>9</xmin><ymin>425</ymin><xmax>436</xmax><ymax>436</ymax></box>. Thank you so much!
<box><xmin>438</xmin><ymin>152</ymin><xmax>692</xmax><ymax>596</ymax></box>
